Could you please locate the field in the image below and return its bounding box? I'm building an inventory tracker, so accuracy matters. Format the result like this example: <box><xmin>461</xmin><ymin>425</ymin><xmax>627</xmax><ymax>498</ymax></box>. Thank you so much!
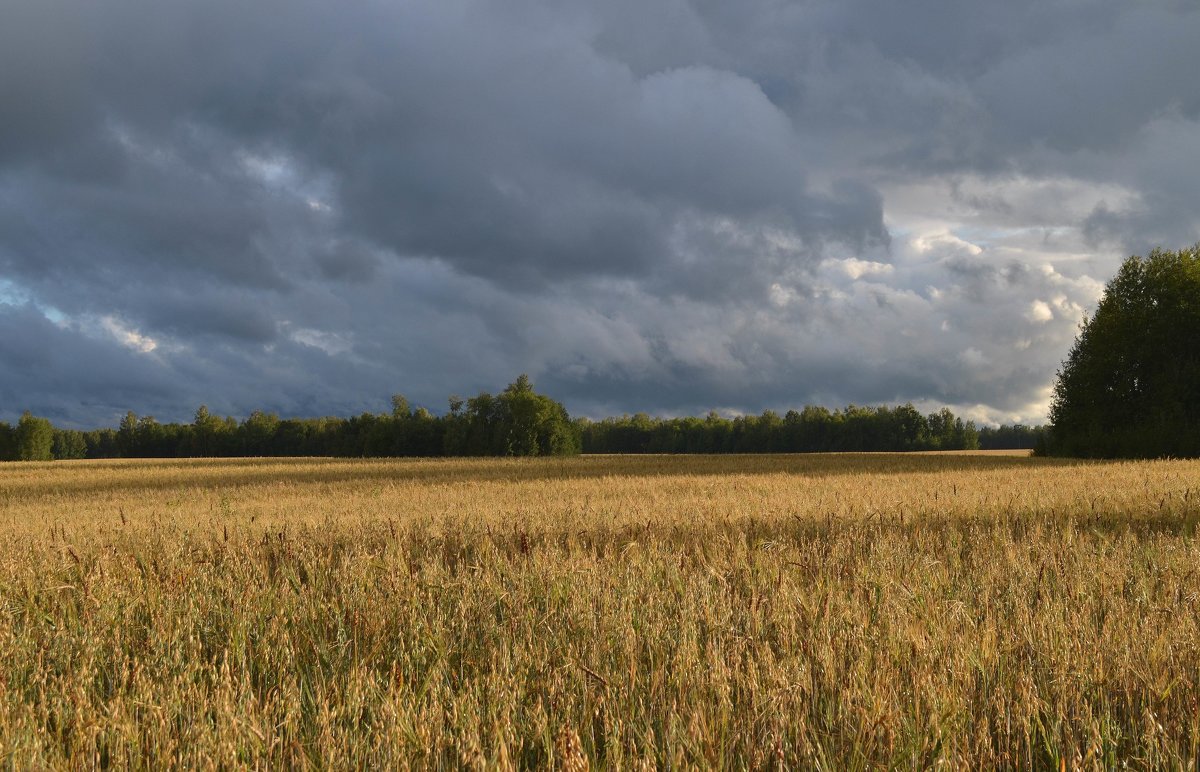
<box><xmin>2</xmin><ymin>454</ymin><xmax>1199</xmax><ymax>769</ymax></box>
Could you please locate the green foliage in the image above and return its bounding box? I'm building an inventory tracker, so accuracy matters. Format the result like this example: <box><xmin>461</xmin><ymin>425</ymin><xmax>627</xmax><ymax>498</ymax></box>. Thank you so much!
<box><xmin>2</xmin><ymin>378</ymin><xmax>1009</xmax><ymax>461</ymax></box>
<box><xmin>977</xmin><ymin>424</ymin><xmax>1047</xmax><ymax>450</ymax></box>
<box><xmin>117</xmin><ymin>411</ymin><xmax>139</xmax><ymax>457</ymax></box>
<box><xmin>241</xmin><ymin>410</ymin><xmax>281</xmax><ymax>456</ymax></box>
<box><xmin>187</xmin><ymin>405</ymin><xmax>230</xmax><ymax>456</ymax></box>
<box><xmin>1046</xmin><ymin>244</ymin><xmax>1200</xmax><ymax>458</ymax></box>
<box><xmin>0</xmin><ymin>422</ymin><xmax>16</xmax><ymax>461</ymax></box>
<box><xmin>16</xmin><ymin>412</ymin><xmax>54</xmax><ymax>461</ymax></box>
<box><xmin>51</xmin><ymin>429</ymin><xmax>88</xmax><ymax>460</ymax></box>
<box><xmin>581</xmin><ymin>403</ymin><xmax>980</xmax><ymax>453</ymax></box>
<box><xmin>498</xmin><ymin>375</ymin><xmax>580</xmax><ymax>456</ymax></box>
<box><xmin>84</xmin><ymin>428</ymin><xmax>119</xmax><ymax>459</ymax></box>
<box><xmin>445</xmin><ymin>375</ymin><xmax>581</xmax><ymax>457</ymax></box>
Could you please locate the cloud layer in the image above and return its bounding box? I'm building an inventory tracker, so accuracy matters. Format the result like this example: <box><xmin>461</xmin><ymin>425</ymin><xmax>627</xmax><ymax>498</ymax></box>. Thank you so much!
<box><xmin>3</xmin><ymin>0</ymin><xmax>1199</xmax><ymax>427</ymax></box>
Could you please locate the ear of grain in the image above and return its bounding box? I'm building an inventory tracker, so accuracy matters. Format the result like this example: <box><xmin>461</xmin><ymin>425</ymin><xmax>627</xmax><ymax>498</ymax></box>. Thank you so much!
<box><xmin>0</xmin><ymin>453</ymin><xmax>1197</xmax><ymax>767</ymax></box>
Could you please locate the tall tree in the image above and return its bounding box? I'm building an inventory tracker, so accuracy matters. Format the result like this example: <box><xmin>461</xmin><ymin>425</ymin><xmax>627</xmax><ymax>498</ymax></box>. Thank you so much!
<box><xmin>1047</xmin><ymin>244</ymin><xmax>1200</xmax><ymax>457</ymax></box>
<box><xmin>190</xmin><ymin>405</ymin><xmax>228</xmax><ymax>457</ymax></box>
<box><xmin>16</xmin><ymin>411</ymin><xmax>54</xmax><ymax>461</ymax></box>
<box><xmin>117</xmin><ymin>411</ymin><xmax>139</xmax><ymax>457</ymax></box>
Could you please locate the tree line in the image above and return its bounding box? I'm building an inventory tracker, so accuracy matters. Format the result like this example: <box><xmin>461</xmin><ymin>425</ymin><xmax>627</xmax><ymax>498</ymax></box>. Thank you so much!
<box><xmin>0</xmin><ymin>378</ymin><xmax>1044</xmax><ymax>461</ymax></box>
<box><xmin>0</xmin><ymin>376</ymin><xmax>580</xmax><ymax>461</ymax></box>
<box><xmin>579</xmin><ymin>405</ymin><xmax>993</xmax><ymax>454</ymax></box>
<box><xmin>976</xmin><ymin>424</ymin><xmax>1047</xmax><ymax>451</ymax></box>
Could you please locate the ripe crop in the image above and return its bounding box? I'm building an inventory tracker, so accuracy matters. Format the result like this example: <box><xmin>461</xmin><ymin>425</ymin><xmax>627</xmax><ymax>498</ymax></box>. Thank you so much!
<box><xmin>1</xmin><ymin>453</ymin><xmax>1198</xmax><ymax>767</ymax></box>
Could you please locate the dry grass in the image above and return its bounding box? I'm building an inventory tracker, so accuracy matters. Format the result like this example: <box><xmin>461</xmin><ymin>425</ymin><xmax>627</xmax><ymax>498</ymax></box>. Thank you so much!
<box><xmin>1</xmin><ymin>453</ymin><xmax>1199</xmax><ymax>768</ymax></box>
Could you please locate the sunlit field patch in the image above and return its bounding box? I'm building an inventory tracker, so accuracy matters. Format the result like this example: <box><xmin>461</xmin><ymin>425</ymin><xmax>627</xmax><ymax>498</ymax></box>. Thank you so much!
<box><xmin>1</xmin><ymin>454</ymin><xmax>1198</xmax><ymax>768</ymax></box>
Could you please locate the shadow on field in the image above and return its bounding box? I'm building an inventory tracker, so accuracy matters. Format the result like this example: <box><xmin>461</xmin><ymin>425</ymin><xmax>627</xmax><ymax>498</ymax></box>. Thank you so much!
<box><xmin>0</xmin><ymin>453</ymin><xmax>1125</xmax><ymax>500</ymax></box>
<box><xmin>244</xmin><ymin>506</ymin><xmax>1200</xmax><ymax>575</ymax></box>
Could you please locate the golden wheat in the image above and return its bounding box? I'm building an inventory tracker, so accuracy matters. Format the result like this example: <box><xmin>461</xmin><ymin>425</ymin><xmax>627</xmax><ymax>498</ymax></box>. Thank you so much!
<box><xmin>1</xmin><ymin>453</ymin><xmax>1198</xmax><ymax>768</ymax></box>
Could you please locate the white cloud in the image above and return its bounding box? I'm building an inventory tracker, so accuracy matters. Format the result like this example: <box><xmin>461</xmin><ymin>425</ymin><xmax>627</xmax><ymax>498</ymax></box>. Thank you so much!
<box><xmin>99</xmin><ymin>316</ymin><xmax>158</xmax><ymax>354</ymax></box>
<box><xmin>1027</xmin><ymin>300</ymin><xmax>1054</xmax><ymax>323</ymax></box>
<box><xmin>290</xmin><ymin>328</ymin><xmax>353</xmax><ymax>356</ymax></box>
<box><xmin>824</xmin><ymin>257</ymin><xmax>894</xmax><ymax>280</ymax></box>
<box><xmin>909</xmin><ymin>231</ymin><xmax>983</xmax><ymax>257</ymax></box>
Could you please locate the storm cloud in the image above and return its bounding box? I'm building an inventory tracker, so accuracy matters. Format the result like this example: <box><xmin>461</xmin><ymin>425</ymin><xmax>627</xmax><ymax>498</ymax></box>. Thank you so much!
<box><xmin>2</xmin><ymin>0</ymin><xmax>1198</xmax><ymax>427</ymax></box>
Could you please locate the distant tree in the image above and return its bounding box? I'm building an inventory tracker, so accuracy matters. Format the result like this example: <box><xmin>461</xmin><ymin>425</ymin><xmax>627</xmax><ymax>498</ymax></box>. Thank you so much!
<box><xmin>499</xmin><ymin>375</ymin><xmax>555</xmax><ymax>456</ymax></box>
<box><xmin>2</xmin><ymin>383</ymin><xmax>991</xmax><ymax>461</ymax></box>
<box><xmin>442</xmin><ymin>395</ymin><xmax>469</xmax><ymax>455</ymax></box>
<box><xmin>579</xmin><ymin>402</ymin><xmax>981</xmax><ymax>454</ymax></box>
<box><xmin>134</xmin><ymin>416</ymin><xmax>170</xmax><ymax>457</ymax></box>
<box><xmin>453</xmin><ymin>375</ymin><xmax>580</xmax><ymax>457</ymax></box>
<box><xmin>0</xmin><ymin>421</ymin><xmax>17</xmax><ymax>461</ymax></box>
<box><xmin>16</xmin><ymin>412</ymin><xmax>54</xmax><ymax>461</ymax></box>
<box><xmin>52</xmin><ymin>429</ymin><xmax>88</xmax><ymax>460</ymax></box>
<box><xmin>978</xmin><ymin>424</ymin><xmax>1047</xmax><ymax>450</ymax></box>
<box><xmin>381</xmin><ymin>395</ymin><xmax>446</xmax><ymax>456</ymax></box>
<box><xmin>1046</xmin><ymin>245</ymin><xmax>1200</xmax><ymax>457</ymax></box>
<box><xmin>240</xmin><ymin>410</ymin><xmax>280</xmax><ymax>456</ymax></box>
<box><xmin>891</xmin><ymin>404</ymin><xmax>927</xmax><ymax>450</ymax></box>
<box><xmin>117</xmin><ymin>411</ymin><xmax>139</xmax><ymax>457</ymax></box>
<box><xmin>189</xmin><ymin>405</ymin><xmax>229</xmax><ymax>457</ymax></box>
<box><xmin>84</xmin><ymin>428</ymin><xmax>120</xmax><ymax>459</ymax></box>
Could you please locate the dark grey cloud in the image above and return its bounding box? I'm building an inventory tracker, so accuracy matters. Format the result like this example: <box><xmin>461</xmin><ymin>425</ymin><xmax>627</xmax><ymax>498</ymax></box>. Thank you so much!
<box><xmin>0</xmin><ymin>304</ymin><xmax>178</xmax><ymax>423</ymax></box>
<box><xmin>2</xmin><ymin>0</ymin><xmax>1198</xmax><ymax>427</ymax></box>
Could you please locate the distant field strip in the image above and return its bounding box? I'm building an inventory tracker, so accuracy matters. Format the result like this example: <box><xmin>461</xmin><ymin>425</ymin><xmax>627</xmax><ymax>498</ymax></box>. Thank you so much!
<box><xmin>1</xmin><ymin>454</ymin><xmax>1198</xmax><ymax>768</ymax></box>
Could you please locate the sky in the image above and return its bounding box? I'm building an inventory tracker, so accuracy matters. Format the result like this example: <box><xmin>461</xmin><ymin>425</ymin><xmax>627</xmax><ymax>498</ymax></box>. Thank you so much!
<box><xmin>3</xmin><ymin>0</ymin><xmax>1199</xmax><ymax>428</ymax></box>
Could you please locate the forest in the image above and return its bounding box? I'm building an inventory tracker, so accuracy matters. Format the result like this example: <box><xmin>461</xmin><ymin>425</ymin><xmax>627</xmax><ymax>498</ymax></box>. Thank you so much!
<box><xmin>0</xmin><ymin>376</ymin><xmax>1042</xmax><ymax>460</ymax></box>
<box><xmin>584</xmin><ymin>407</ymin><xmax>1004</xmax><ymax>454</ymax></box>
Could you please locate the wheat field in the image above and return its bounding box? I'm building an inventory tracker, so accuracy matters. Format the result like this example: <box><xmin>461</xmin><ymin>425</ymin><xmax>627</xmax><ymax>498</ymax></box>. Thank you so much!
<box><xmin>1</xmin><ymin>453</ymin><xmax>1199</xmax><ymax>769</ymax></box>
